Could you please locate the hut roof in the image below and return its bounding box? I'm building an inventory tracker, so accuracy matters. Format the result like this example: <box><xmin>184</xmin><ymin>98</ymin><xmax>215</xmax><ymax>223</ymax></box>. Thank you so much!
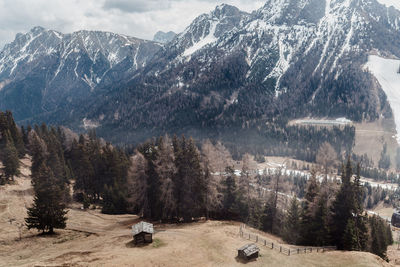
<box><xmin>238</xmin><ymin>244</ymin><xmax>260</xmax><ymax>256</ymax></box>
<box><xmin>132</xmin><ymin>221</ymin><xmax>154</xmax><ymax>235</ymax></box>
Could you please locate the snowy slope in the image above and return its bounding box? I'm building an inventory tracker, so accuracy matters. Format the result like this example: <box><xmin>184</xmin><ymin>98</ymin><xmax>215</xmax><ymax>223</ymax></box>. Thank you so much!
<box><xmin>376</xmin><ymin>0</ymin><xmax>400</xmax><ymax>10</ymax></box>
<box><xmin>365</xmin><ymin>55</ymin><xmax>400</xmax><ymax>143</ymax></box>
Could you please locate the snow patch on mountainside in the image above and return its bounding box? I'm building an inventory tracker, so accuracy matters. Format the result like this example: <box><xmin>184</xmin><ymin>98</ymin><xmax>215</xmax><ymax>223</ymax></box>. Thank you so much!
<box><xmin>183</xmin><ymin>21</ymin><xmax>218</xmax><ymax>57</ymax></box>
<box><xmin>376</xmin><ymin>0</ymin><xmax>400</xmax><ymax>11</ymax></box>
<box><xmin>365</xmin><ymin>55</ymin><xmax>400</xmax><ymax>143</ymax></box>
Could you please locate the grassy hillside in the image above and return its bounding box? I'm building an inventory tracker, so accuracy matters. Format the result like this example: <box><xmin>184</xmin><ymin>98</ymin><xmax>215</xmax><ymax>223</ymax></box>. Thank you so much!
<box><xmin>0</xmin><ymin>158</ymin><xmax>393</xmax><ymax>267</ymax></box>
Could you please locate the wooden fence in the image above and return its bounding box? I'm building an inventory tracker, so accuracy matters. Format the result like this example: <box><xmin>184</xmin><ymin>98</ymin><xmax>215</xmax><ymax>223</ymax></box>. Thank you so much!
<box><xmin>239</xmin><ymin>224</ymin><xmax>336</xmax><ymax>256</ymax></box>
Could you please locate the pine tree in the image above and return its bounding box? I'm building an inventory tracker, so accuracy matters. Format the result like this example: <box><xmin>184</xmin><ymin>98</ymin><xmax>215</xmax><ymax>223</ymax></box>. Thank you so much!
<box><xmin>313</xmin><ymin>192</ymin><xmax>329</xmax><ymax>246</ymax></box>
<box><xmin>283</xmin><ymin>196</ymin><xmax>300</xmax><ymax>244</ymax></box>
<box><xmin>378</xmin><ymin>143</ymin><xmax>390</xmax><ymax>170</ymax></box>
<box><xmin>3</xmin><ymin>137</ymin><xmax>20</xmax><ymax>181</ymax></box>
<box><xmin>101</xmin><ymin>183</ymin><xmax>127</xmax><ymax>214</ymax></box>
<box><xmin>300</xmin><ymin>169</ymin><xmax>319</xmax><ymax>245</ymax></box>
<box><xmin>222</xmin><ymin>166</ymin><xmax>239</xmax><ymax>219</ymax></box>
<box><xmin>330</xmin><ymin>159</ymin><xmax>356</xmax><ymax>249</ymax></box>
<box><xmin>369</xmin><ymin>215</ymin><xmax>389</xmax><ymax>259</ymax></box>
<box><xmin>70</xmin><ymin>140</ymin><xmax>95</xmax><ymax>199</ymax></box>
<box><xmin>5</xmin><ymin>111</ymin><xmax>25</xmax><ymax>158</ymax></box>
<box><xmin>343</xmin><ymin>218</ymin><xmax>358</xmax><ymax>251</ymax></box>
<box><xmin>261</xmin><ymin>193</ymin><xmax>276</xmax><ymax>233</ymax></box>
<box><xmin>353</xmin><ymin>163</ymin><xmax>368</xmax><ymax>251</ymax></box>
<box><xmin>25</xmin><ymin>163</ymin><xmax>68</xmax><ymax>234</ymax></box>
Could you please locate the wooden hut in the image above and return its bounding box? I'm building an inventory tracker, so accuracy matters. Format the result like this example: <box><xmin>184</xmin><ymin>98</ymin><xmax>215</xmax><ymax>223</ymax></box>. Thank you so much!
<box><xmin>392</xmin><ymin>210</ymin><xmax>400</xmax><ymax>228</ymax></box>
<box><xmin>132</xmin><ymin>222</ymin><xmax>154</xmax><ymax>245</ymax></box>
<box><xmin>238</xmin><ymin>243</ymin><xmax>259</xmax><ymax>261</ymax></box>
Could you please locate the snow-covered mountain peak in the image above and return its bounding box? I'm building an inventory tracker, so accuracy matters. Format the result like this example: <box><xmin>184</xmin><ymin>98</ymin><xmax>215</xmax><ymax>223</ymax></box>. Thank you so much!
<box><xmin>212</xmin><ymin>4</ymin><xmax>246</xmax><ymax>19</ymax></box>
<box><xmin>376</xmin><ymin>0</ymin><xmax>400</xmax><ymax>11</ymax></box>
<box><xmin>0</xmin><ymin>27</ymin><xmax>162</xmax><ymax>121</ymax></box>
<box><xmin>169</xmin><ymin>4</ymin><xmax>249</xmax><ymax>58</ymax></box>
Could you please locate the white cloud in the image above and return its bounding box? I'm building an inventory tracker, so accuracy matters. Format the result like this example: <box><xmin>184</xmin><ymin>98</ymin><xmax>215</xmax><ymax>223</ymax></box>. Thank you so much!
<box><xmin>0</xmin><ymin>0</ymin><xmax>264</xmax><ymax>49</ymax></box>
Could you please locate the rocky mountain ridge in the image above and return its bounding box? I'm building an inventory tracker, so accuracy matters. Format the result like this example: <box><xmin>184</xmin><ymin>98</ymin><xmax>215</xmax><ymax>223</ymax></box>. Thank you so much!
<box><xmin>0</xmin><ymin>26</ymin><xmax>161</xmax><ymax>121</ymax></box>
<box><xmin>1</xmin><ymin>0</ymin><xmax>400</xmax><ymax>145</ymax></box>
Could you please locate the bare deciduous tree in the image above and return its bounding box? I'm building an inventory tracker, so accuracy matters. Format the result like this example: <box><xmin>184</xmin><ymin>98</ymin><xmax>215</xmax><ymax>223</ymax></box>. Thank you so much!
<box><xmin>127</xmin><ymin>152</ymin><xmax>149</xmax><ymax>217</ymax></box>
<box><xmin>316</xmin><ymin>142</ymin><xmax>337</xmax><ymax>182</ymax></box>
<box><xmin>201</xmin><ymin>141</ymin><xmax>224</xmax><ymax>219</ymax></box>
<box><xmin>202</xmin><ymin>140</ymin><xmax>233</xmax><ymax>175</ymax></box>
<box><xmin>155</xmin><ymin>135</ymin><xmax>177</xmax><ymax>220</ymax></box>
<box><xmin>240</xmin><ymin>153</ymin><xmax>257</xmax><ymax>202</ymax></box>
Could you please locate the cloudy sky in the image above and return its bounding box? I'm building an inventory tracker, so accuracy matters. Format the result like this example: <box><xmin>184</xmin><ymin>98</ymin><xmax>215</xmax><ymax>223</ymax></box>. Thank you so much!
<box><xmin>0</xmin><ymin>0</ymin><xmax>264</xmax><ymax>49</ymax></box>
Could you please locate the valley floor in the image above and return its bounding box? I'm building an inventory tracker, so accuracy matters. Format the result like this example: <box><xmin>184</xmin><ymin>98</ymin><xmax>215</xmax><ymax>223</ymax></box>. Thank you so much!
<box><xmin>0</xmin><ymin>159</ymin><xmax>396</xmax><ymax>267</ymax></box>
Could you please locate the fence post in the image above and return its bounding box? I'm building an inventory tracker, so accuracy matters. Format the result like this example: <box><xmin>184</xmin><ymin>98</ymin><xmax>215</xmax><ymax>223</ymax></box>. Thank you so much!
<box><xmin>272</xmin><ymin>243</ymin><xmax>274</xmax><ymax>249</ymax></box>
<box><xmin>311</xmin><ymin>248</ymin><xmax>312</xmax><ymax>253</ymax></box>
<box><xmin>297</xmin><ymin>248</ymin><xmax>299</xmax><ymax>254</ymax></box>
<box><xmin>264</xmin><ymin>240</ymin><xmax>266</xmax><ymax>246</ymax></box>
<box><xmin>256</xmin><ymin>236</ymin><xmax>258</xmax><ymax>242</ymax></box>
<box><xmin>288</xmin><ymin>249</ymin><xmax>290</xmax><ymax>256</ymax></box>
<box><xmin>280</xmin><ymin>246</ymin><xmax>282</xmax><ymax>253</ymax></box>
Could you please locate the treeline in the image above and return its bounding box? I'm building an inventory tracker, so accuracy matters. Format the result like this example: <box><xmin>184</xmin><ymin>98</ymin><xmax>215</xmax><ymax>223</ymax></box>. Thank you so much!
<box><xmin>280</xmin><ymin>161</ymin><xmax>393</xmax><ymax>259</ymax></box>
<box><xmin>220</xmin><ymin>123</ymin><xmax>355</xmax><ymax>163</ymax></box>
<box><xmin>66</xmin><ymin>132</ymin><xmax>129</xmax><ymax>214</ymax></box>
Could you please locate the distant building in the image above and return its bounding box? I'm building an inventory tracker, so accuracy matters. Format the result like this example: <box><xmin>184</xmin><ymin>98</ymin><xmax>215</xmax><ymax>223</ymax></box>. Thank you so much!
<box><xmin>132</xmin><ymin>222</ymin><xmax>154</xmax><ymax>245</ymax></box>
<box><xmin>238</xmin><ymin>244</ymin><xmax>259</xmax><ymax>261</ymax></box>
<box><xmin>392</xmin><ymin>210</ymin><xmax>400</xmax><ymax>227</ymax></box>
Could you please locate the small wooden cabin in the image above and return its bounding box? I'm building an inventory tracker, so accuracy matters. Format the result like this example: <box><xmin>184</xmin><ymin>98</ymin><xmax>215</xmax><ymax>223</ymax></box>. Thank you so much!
<box><xmin>238</xmin><ymin>243</ymin><xmax>260</xmax><ymax>261</ymax></box>
<box><xmin>132</xmin><ymin>222</ymin><xmax>154</xmax><ymax>245</ymax></box>
<box><xmin>392</xmin><ymin>210</ymin><xmax>400</xmax><ymax>228</ymax></box>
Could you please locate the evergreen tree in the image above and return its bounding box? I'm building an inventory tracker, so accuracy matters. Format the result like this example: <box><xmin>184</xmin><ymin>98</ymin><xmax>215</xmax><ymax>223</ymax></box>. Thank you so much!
<box><xmin>369</xmin><ymin>215</ymin><xmax>390</xmax><ymax>259</ymax></box>
<box><xmin>222</xmin><ymin>166</ymin><xmax>239</xmax><ymax>219</ymax></box>
<box><xmin>25</xmin><ymin>163</ymin><xmax>68</xmax><ymax>234</ymax></box>
<box><xmin>5</xmin><ymin>111</ymin><xmax>25</xmax><ymax>158</ymax></box>
<box><xmin>313</xmin><ymin>192</ymin><xmax>329</xmax><ymax>246</ymax></box>
<box><xmin>342</xmin><ymin>218</ymin><xmax>358</xmax><ymax>250</ymax></box>
<box><xmin>101</xmin><ymin>183</ymin><xmax>127</xmax><ymax>214</ymax></box>
<box><xmin>3</xmin><ymin>137</ymin><xmax>20</xmax><ymax>181</ymax></box>
<box><xmin>138</xmin><ymin>140</ymin><xmax>161</xmax><ymax>220</ymax></box>
<box><xmin>70</xmin><ymin>140</ymin><xmax>95</xmax><ymax>199</ymax></box>
<box><xmin>378</xmin><ymin>143</ymin><xmax>391</xmax><ymax>170</ymax></box>
<box><xmin>283</xmin><ymin>196</ymin><xmax>300</xmax><ymax>244</ymax></box>
<box><xmin>353</xmin><ymin>163</ymin><xmax>369</xmax><ymax>251</ymax></box>
<box><xmin>247</xmin><ymin>198</ymin><xmax>263</xmax><ymax>229</ymax></box>
<box><xmin>330</xmin><ymin>159</ymin><xmax>356</xmax><ymax>249</ymax></box>
<box><xmin>300</xmin><ymin>169</ymin><xmax>319</xmax><ymax>245</ymax></box>
<box><xmin>261</xmin><ymin>193</ymin><xmax>276</xmax><ymax>233</ymax></box>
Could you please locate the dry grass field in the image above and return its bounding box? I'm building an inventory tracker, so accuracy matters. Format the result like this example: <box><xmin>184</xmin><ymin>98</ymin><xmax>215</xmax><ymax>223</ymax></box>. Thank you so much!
<box><xmin>353</xmin><ymin>119</ymin><xmax>398</xmax><ymax>167</ymax></box>
<box><xmin>0</xmin><ymin>157</ymin><xmax>396</xmax><ymax>267</ymax></box>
